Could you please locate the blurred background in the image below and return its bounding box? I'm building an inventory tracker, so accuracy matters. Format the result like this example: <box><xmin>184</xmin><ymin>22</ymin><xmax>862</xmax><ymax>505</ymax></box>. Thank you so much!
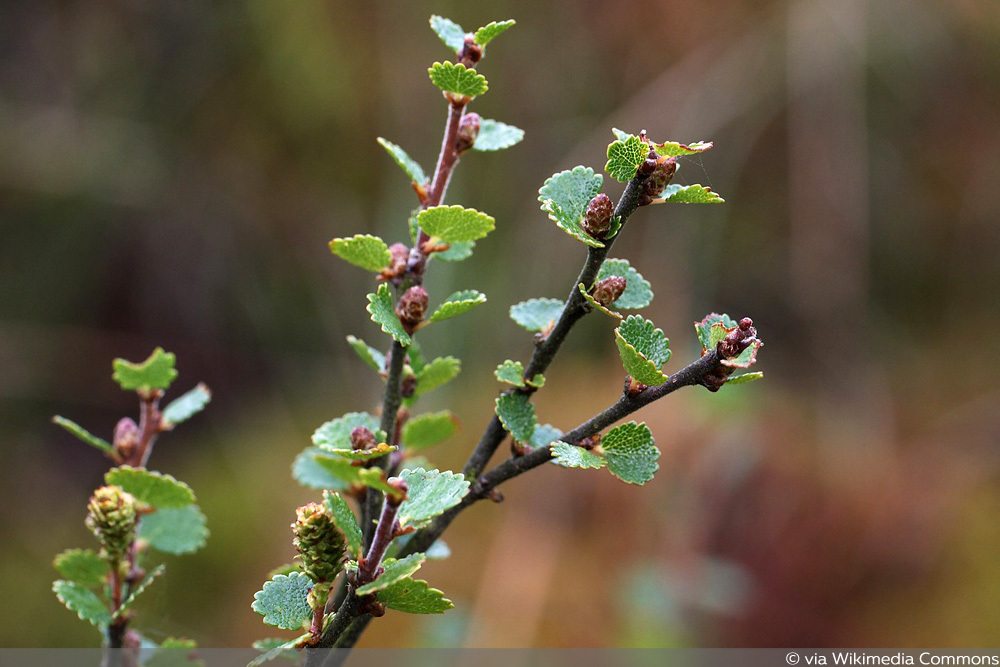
<box><xmin>2</xmin><ymin>0</ymin><xmax>999</xmax><ymax>649</ymax></box>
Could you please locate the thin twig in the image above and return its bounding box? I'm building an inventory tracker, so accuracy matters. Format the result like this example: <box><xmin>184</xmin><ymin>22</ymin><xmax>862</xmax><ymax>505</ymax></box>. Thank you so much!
<box><xmin>403</xmin><ymin>351</ymin><xmax>720</xmax><ymax>557</ymax></box>
<box><xmin>462</xmin><ymin>176</ymin><xmax>648</xmax><ymax>479</ymax></box>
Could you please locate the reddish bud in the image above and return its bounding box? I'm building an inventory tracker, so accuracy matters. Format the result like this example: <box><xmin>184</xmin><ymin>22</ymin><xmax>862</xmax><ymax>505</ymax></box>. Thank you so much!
<box><xmin>396</xmin><ymin>286</ymin><xmax>429</xmax><ymax>332</ymax></box>
<box><xmin>639</xmin><ymin>156</ymin><xmax>678</xmax><ymax>205</ymax></box>
<box><xmin>582</xmin><ymin>193</ymin><xmax>614</xmax><ymax>239</ymax></box>
<box><xmin>717</xmin><ymin>317</ymin><xmax>758</xmax><ymax>359</ymax></box>
<box><xmin>590</xmin><ymin>276</ymin><xmax>627</xmax><ymax>308</ymax></box>
<box><xmin>401</xmin><ymin>373</ymin><xmax>417</xmax><ymax>398</ymax></box>
<box><xmin>386</xmin><ymin>477</ymin><xmax>409</xmax><ymax>506</ymax></box>
<box><xmin>350</xmin><ymin>426</ymin><xmax>377</xmax><ymax>451</ymax></box>
<box><xmin>113</xmin><ymin>418</ymin><xmax>140</xmax><ymax>461</ymax></box>
<box><xmin>382</xmin><ymin>243</ymin><xmax>409</xmax><ymax>282</ymax></box>
<box><xmin>456</xmin><ymin>112</ymin><xmax>481</xmax><ymax>153</ymax></box>
<box><xmin>459</xmin><ymin>36</ymin><xmax>483</xmax><ymax>66</ymax></box>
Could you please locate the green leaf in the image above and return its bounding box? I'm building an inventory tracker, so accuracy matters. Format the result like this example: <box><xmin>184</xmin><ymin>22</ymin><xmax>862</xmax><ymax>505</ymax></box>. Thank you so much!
<box><xmin>252</xmin><ymin>572</ymin><xmax>313</xmax><ymax>631</ymax></box>
<box><xmin>474</xmin><ymin>119</ymin><xmax>524</xmax><ymax>152</ymax></box>
<box><xmin>579</xmin><ymin>283</ymin><xmax>622</xmax><ymax>320</ymax></box>
<box><xmin>53</xmin><ymin>580</ymin><xmax>111</xmax><ymax>628</ymax></box>
<box><xmin>494</xmin><ymin>360</ymin><xmax>543</xmax><ymax>388</ymax></box>
<box><xmin>105</xmin><ymin>466</ymin><xmax>195</xmax><ymax>508</ymax></box>
<box><xmin>597</xmin><ymin>259</ymin><xmax>653</xmax><ymax>310</ymax></box>
<box><xmin>427</xmin><ymin>290</ymin><xmax>487</xmax><ymax>324</ymax></box>
<box><xmin>139</xmin><ymin>505</ymin><xmax>209</xmax><ymax>555</ymax></box>
<box><xmin>473</xmin><ymin>19</ymin><xmax>515</xmax><ymax>46</ymax></box>
<box><xmin>652</xmin><ymin>140</ymin><xmax>714</xmax><ymax>157</ymax></box>
<box><xmin>530</xmin><ymin>423</ymin><xmax>563</xmax><ymax>449</ymax></box>
<box><xmin>292</xmin><ymin>447</ymin><xmax>351</xmax><ymax>490</ymax></box>
<box><xmin>726</xmin><ymin>371</ymin><xmax>764</xmax><ymax>385</ymax></box>
<box><xmin>428</xmin><ymin>62</ymin><xmax>488</xmax><ymax>98</ymax></box>
<box><xmin>614</xmin><ymin>315</ymin><xmax>671</xmax><ymax>386</ymax></box>
<box><xmin>417</xmin><ymin>205</ymin><xmax>495</xmax><ymax>243</ymax></box>
<box><xmin>414</xmin><ymin>356</ymin><xmax>461</xmax><ymax>397</ymax></box>
<box><xmin>112</xmin><ymin>347</ymin><xmax>177</xmax><ymax>392</ymax></box>
<box><xmin>405</xmin><ymin>339</ymin><xmax>426</xmax><ymax>374</ymax></box>
<box><xmin>720</xmin><ymin>339</ymin><xmax>762</xmax><ymax>369</ymax></box>
<box><xmin>429</xmin><ymin>15</ymin><xmax>466</xmax><ymax>53</ymax></box>
<box><xmin>550</xmin><ymin>441</ymin><xmax>605</xmax><ymax>470</ymax></box>
<box><xmin>346</xmin><ymin>335</ymin><xmax>386</xmax><ymax>373</ymax></box>
<box><xmin>323</xmin><ymin>443</ymin><xmax>397</xmax><ymax>462</ymax></box>
<box><xmin>357</xmin><ymin>468</ymin><xmax>401</xmax><ymax>498</ymax></box>
<box><xmin>356</xmin><ymin>554</ymin><xmax>426</xmax><ymax>595</ymax></box>
<box><xmin>378</xmin><ymin>577</ymin><xmax>454</xmax><ymax>614</ymax></box>
<box><xmin>610</xmin><ymin>128</ymin><xmax>633</xmax><ymax>142</ymax></box>
<box><xmin>330</xmin><ymin>234</ymin><xmax>392</xmax><ymax>272</ymax></box>
<box><xmin>53</xmin><ymin>549</ymin><xmax>107</xmax><ymax>588</ymax></box>
<box><xmin>509</xmin><ymin>298</ymin><xmax>563</xmax><ymax>333</ymax></box>
<box><xmin>397</xmin><ymin>468</ymin><xmax>470</xmax><ymax>528</ymax></box>
<box><xmin>323</xmin><ymin>491</ymin><xmax>363</xmax><ymax>559</ymax></box>
<box><xmin>695</xmin><ymin>313</ymin><xmax>738</xmax><ymax>353</ymax></box>
<box><xmin>377</xmin><ymin>137</ymin><xmax>427</xmax><ymax>185</ymax></box>
<box><xmin>605</xmin><ymin>135</ymin><xmax>648</xmax><ymax>182</ymax></box>
<box><xmin>313</xmin><ymin>412</ymin><xmax>383</xmax><ymax>450</ymax></box>
<box><xmin>367</xmin><ymin>283</ymin><xmax>412</xmax><ymax>347</ymax></box>
<box><xmin>538</xmin><ymin>166</ymin><xmax>605</xmax><ymax>247</ymax></box>
<box><xmin>51</xmin><ymin>416</ymin><xmax>114</xmax><ymax>456</ymax></box>
<box><xmin>116</xmin><ymin>564</ymin><xmax>166</xmax><ymax>618</ymax></box>
<box><xmin>659</xmin><ymin>183</ymin><xmax>724</xmax><ymax>204</ymax></box>
<box><xmin>602</xmin><ymin>422</ymin><xmax>660</xmax><ymax>485</ymax></box>
<box><xmin>495</xmin><ymin>393</ymin><xmax>536</xmax><ymax>443</ymax></box>
<box><xmin>402</xmin><ymin>411</ymin><xmax>457</xmax><ymax>451</ymax></box>
<box><xmin>162</xmin><ymin>383</ymin><xmax>211</xmax><ymax>426</ymax></box>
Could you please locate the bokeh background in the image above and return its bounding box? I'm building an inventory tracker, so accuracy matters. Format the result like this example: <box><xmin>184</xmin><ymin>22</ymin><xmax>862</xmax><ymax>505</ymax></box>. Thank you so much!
<box><xmin>2</xmin><ymin>0</ymin><xmax>999</xmax><ymax>649</ymax></box>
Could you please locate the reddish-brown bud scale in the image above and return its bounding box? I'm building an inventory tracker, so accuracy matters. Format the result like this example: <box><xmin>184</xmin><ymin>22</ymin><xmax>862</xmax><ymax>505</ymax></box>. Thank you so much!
<box><xmin>401</xmin><ymin>374</ymin><xmax>417</xmax><ymax>398</ymax></box>
<box><xmin>639</xmin><ymin>156</ymin><xmax>678</xmax><ymax>205</ymax></box>
<box><xmin>459</xmin><ymin>36</ymin><xmax>483</xmax><ymax>66</ymax></box>
<box><xmin>383</xmin><ymin>243</ymin><xmax>409</xmax><ymax>281</ymax></box>
<box><xmin>582</xmin><ymin>193</ymin><xmax>614</xmax><ymax>239</ymax></box>
<box><xmin>455</xmin><ymin>112</ymin><xmax>481</xmax><ymax>153</ymax></box>
<box><xmin>113</xmin><ymin>417</ymin><xmax>140</xmax><ymax>461</ymax></box>
<box><xmin>350</xmin><ymin>426</ymin><xmax>377</xmax><ymax>451</ymax></box>
<box><xmin>396</xmin><ymin>286</ymin><xmax>429</xmax><ymax>332</ymax></box>
<box><xmin>591</xmin><ymin>276</ymin><xmax>627</xmax><ymax>307</ymax></box>
<box><xmin>717</xmin><ymin>317</ymin><xmax>757</xmax><ymax>359</ymax></box>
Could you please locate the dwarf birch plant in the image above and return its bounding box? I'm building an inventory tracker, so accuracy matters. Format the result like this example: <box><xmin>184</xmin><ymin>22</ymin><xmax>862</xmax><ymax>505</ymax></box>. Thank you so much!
<box><xmin>51</xmin><ymin>348</ymin><xmax>211</xmax><ymax>662</ymax></box>
<box><xmin>251</xmin><ymin>15</ymin><xmax>762</xmax><ymax>663</ymax></box>
<box><xmin>49</xmin><ymin>14</ymin><xmax>764</xmax><ymax>665</ymax></box>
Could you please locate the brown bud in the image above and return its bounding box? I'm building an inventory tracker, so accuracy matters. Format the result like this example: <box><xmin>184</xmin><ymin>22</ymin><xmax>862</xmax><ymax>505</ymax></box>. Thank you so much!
<box><xmin>459</xmin><ymin>36</ymin><xmax>483</xmax><ymax>66</ymax></box>
<box><xmin>717</xmin><ymin>316</ymin><xmax>757</xmax><ymax>359</ymax></box>
<box><xmin>455</xmin><ymin>112</ymin><xmax>481</xmax><ymax>153</ymax></box>
<box><xmin>396</xmin><ymin>286</ymin><xmax>429</xmax><ymax>332</ymax></box>
<box><xmin>401</xmin><ymin>373</ymin><xmax>417</xmax><ymax>398</ymax></box>
<box><xmin>582</xmin><ymin>193</ymin><xmax>614</xmax><ymax>239</ymax></box>
<box><xmin>384</xmin><ymin>243</ymin><xmax>409</xmax><ymax>280</ymax></box>
<box><xmin>386</xmin><ymin>477</ymin><xmax>409</xmax><ymax>506</ymax></box>
<box><xmin>639</xmin><ymin>156</ymin><xmax>678</xmax><ymax>205</ymax></box>
<box><xmin>113</xmin><ymin>418</ymin><xmax>140</xmax><ymax>461</ymax></box>
<box><xmin>590</xmin><ymin>276</ymin><xmax>627</xmax><ymax>308</ymax></box>
<box><xmin>350</xmin><ymin>426</ymin><xmax>377</xmax><ymax>451</ymax></box>
<box><xmin>637</xmin><ymin>148</ymin><xmax>659</xmax><ymax>176</ymax></box>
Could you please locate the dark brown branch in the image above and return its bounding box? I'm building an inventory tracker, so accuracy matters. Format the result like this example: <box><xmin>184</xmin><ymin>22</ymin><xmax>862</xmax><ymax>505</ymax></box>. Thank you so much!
<box><xmin>360</xmin><ymin>341</ymin><xmax>406</xmax><ymax>547</ymax></box>
<box><xmin>462</xmin><ymin>176</ymin><xmax>648</xmax><ymax>479</ymax></box>
<box><xmin>405</xmin><ymin>351</ymin><xmax>720</xmax><ymax>557</ymax></box>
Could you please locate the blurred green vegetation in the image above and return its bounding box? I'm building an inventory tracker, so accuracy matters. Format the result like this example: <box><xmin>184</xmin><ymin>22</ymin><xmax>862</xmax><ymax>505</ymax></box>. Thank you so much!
<box><xmin>1</xmin><ymin>0</ymin><xmax>998</xmax><ymax>649</ymax></box>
